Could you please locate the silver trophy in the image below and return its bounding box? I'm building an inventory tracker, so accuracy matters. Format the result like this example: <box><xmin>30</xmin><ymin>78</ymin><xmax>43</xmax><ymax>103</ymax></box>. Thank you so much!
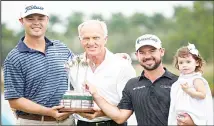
<box><xmin>66</xmin><ymin>54</ymin><xmax>89</xmax><ymax>92</ymax></box>
<box><xmin>60</xmin><ymin>54</ymin><xmax>94</xmax><ymax>112</ymax></box>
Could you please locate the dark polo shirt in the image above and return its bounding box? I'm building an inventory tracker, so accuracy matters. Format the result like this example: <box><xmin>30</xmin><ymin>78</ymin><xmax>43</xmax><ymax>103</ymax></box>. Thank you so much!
<box><xmin>118</xmin><ymin>68</ymin><xmax>178</xmax><ymax>125</ymax></box>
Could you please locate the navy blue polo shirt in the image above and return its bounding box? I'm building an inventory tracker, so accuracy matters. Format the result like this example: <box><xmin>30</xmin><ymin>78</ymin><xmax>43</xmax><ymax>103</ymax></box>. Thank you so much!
<box><xmin>118</xmin><ymin>68</ymin><xmax>178</xmax><ymax>125</ymax></box>
<box><xmin>3</xmin><ymin>36</ymin><xmax>74</xmax><ymax>115</ymax></box>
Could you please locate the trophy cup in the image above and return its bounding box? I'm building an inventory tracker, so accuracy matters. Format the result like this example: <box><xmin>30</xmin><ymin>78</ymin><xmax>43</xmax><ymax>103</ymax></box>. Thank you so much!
<box><xmin>59</xmin><ymin>54</ymin><xmax>94</xmax><ymax>113</ymax></box>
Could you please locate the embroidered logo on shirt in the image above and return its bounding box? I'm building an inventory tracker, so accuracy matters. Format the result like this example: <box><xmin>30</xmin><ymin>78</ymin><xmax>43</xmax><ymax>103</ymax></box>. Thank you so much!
<box><xmin>133</xmin><ymin>85</ymin><xmax>145</xmax><ymax>90</ymax></box>
<box><xmin>160</xmin><ymin>85</ymin><xmax>171</xmax><ymax>88</ymax></box>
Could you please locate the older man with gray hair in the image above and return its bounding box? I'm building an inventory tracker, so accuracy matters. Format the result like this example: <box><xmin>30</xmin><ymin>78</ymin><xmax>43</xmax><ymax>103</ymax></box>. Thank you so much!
<box><xmin>72</xmin><ymin>19</ymin><xmax>136</xmax><ymax>126</ymax></box>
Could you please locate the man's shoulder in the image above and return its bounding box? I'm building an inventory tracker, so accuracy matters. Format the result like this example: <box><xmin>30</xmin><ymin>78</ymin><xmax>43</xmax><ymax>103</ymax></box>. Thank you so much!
<box><xmin>164</xmin><ymin>69</ymin><xmax>179</xmax><ymax>86</ymax></box>
<box><xmin>126</xmin><ymin>76</ymin><xmax>140</xmax><ymax>84</ymax></box>
<box><xmin>50</xmin><ymin>39</ymin><xmax>63</xmax><ymax>45</ymax></box>
<box><xmin>50</xmin><ymin>39</ymin><xmax>68</xmax><ymax>48</ymax></box>
<box><xmin>167</xmin><ymin>70</ymin><xmax>179</xmax><ymax>79</ymax></box>
<box><xmin>124</xmin><ymin>76</ymin><xmax>140</xmax><ymax>89</ymax></box>
<box><xmin>50</xmin><ymin>39</ymin><xmax>61</xmax><ymax>43</ymax></box>
<box><xmin>111</xmin><ymin>54</ymin><xmax>132</xmax><ymax>66</ymax></box>
<box><xmin>113</xmin><ymin>56</ymin><xmax>135</xmax><ymax>73</ymax></box>
<box><xmin>4</xmin><ymin>46</ymin><xmax>21</xmax><ymax>63</ymax></box>
<box><xmin>49</xmin><ymin>39</ymin><xmax>71</xmax><ymax>52</ymax></box>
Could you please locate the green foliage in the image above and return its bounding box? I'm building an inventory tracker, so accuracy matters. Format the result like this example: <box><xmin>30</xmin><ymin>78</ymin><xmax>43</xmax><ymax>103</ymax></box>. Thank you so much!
<box><xmin>166</xmin><ymin>1</ymin><xmax>214</xmax><ymax>63</ymax></box>
<box><xmin>1</xmin><ymin>23</ymin><xmax>20</xmax><ymax>62</ymax></box>
<box><xmin>1</xmin><ymin>1</ymin><xmax>213</xmax><ymax>64</ymax></box>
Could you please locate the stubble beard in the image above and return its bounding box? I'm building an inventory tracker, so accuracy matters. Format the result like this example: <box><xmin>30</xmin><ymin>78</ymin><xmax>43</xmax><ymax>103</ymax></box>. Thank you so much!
<box><xmin>140</xmin><ymin>59</ymin><xmax>162</xmax><ymax>71</ymax></box>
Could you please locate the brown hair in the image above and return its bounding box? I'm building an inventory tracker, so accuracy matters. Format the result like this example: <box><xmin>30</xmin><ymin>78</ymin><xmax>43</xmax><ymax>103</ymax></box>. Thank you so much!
<box><xmin>173</xmin><ymin>46</ymin><xmax>205</xmax><ymax>73</ymax></box>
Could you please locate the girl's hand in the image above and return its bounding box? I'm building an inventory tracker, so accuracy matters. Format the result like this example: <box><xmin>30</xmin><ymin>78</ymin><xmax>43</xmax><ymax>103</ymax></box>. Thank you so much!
<box><xmin>181</xmin><ymin>83</ymin><xmax>190</xmax><ymax>93</ymax></box>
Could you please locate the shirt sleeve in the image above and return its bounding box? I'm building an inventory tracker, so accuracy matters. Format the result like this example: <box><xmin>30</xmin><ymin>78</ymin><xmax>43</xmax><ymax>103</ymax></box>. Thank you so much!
<box><xmin>117</xmin><ymin>80</ymin><xmax>134</xmax><ymax>111</ymax></box>
<box><xmin>3</xmin><ymin>59</ymin><xmax>25</xmax><ymax>100</ymax></box>
<box><xmin>116</xmin><ymin>62</ymin><xmax>136</xmax><ymax>100</ymax></box>
<box><xmin>67</xmin><ymin>49</ymin><xmax>75</xmax><ymax>60</ymax></box>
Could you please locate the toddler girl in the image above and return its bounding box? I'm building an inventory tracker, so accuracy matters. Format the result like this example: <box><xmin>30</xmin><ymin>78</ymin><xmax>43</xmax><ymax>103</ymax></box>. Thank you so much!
<box><xmin>168</xmin><ymin>43</ymin><xmax>213</xmax><ymax>125</ymax></box>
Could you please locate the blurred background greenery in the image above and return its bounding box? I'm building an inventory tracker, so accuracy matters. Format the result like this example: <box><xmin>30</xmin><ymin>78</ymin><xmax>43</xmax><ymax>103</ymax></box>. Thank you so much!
<box><xmin>1</xmin><ymin>1</ymin><xmax>213</xmax><ymax>95</ymax></box>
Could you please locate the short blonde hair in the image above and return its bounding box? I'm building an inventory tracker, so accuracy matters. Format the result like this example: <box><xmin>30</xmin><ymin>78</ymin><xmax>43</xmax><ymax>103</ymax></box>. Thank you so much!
<box><xmin>78</xmin><ymin>19</ymin><xmax>108</xmax><ymax>38</ymax></box>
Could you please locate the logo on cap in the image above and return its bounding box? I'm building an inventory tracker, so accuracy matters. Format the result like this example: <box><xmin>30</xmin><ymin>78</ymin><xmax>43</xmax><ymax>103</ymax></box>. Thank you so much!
<box><xmin>25</xmin><ymin>5</ymin><xmax>44</xmax><ymax>13</ymax></box>
<box><xmin>135</xmin><ymin>34</ymin><xmax>162</xmax><ymax>51</ymax></box>
<box><xmin>137</xmin><ymin>36</ymin><xmax>158</xmax><ymax>44</ymax></box>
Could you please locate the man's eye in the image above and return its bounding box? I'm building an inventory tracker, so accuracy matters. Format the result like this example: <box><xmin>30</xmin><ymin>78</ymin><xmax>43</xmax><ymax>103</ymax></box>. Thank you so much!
<box><xmin>94</xmin><ymin>37</ymin><xmax>100</xmax><ymax>40</ymax></box>
<box><xmin>139</xmin><ymin>52</ymin><xmax>144</xmax><ymax>55</ymax></box>
<box><xmin>83</xmin><ymin>38</ymin><xmax>89</xmax><ymax>41</ymax></box>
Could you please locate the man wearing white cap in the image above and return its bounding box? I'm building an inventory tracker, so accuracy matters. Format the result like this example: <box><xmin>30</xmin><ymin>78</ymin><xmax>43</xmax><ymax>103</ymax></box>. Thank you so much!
<box><xmin>85</xmin><ymin>34</ymin><xmax>196</xmax><ymax>125</ymax></box>
<box><xmin>3</xmin><ymin>4</ymin><xmax>75</xmax><ymax>125</ymax></box>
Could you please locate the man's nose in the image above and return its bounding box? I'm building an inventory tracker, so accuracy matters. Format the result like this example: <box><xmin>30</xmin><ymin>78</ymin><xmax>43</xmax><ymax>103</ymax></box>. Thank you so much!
<box><xmin>87</xmin><ymin>38</ymin><xmax>95</xmax><ymax>45</ymax></box>
<box><xmin>32</xmin><ymin>19</ymin><xmax>40</xmax><ymax>24</ymax></box>
<box><xmin>143</xmin><ymin>52</ymin><xmax>152</xmax><ymax>57</ymax></box>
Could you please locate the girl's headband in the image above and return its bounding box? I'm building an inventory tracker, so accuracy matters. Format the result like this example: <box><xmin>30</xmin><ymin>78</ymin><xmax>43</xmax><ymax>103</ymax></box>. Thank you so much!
<box><xmin>187</xmin><ymin>43</ymin><xmax>199</xmax><ymax>56</ymax></box>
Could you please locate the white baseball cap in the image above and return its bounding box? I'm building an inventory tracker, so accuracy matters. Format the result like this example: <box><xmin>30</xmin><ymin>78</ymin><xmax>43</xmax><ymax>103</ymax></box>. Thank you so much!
<box><xmin>19</xmin><ymin>4</ymin><xmax>48</xmax><ymax>19</ymax></box>
<box><xmin>135</xmin><ymin>34</ymin><xmax>162</xmax><ymax>51</ymax></box>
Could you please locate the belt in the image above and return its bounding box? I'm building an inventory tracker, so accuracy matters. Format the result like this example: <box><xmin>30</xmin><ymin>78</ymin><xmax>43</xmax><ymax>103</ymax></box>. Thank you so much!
<box><xmin>18</xmin><ymin>114</ymin><xmax>56</xmax><ymax>121</ymax></box>
<box><xmin>77</xmin><ymin>120</ymin><xmax>127</xmax><ymax>126</ymax></box>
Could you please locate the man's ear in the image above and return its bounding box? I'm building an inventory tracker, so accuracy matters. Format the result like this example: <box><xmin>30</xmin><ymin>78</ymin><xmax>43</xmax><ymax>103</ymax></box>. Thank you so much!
<box><xmin>19</xmin><ymin>18</ymin><xmax>24</xmax><ymax>25</ymax></box>
<box><xmin>135</xmin><ymin>51</ymin><xmax>139</xmax><ymax>60</ymax></box>
<box><xmin>135</xmin><ymin>51</ymin><xmax>138</xmax><ymax>57</ymax></box>
<box><xmin>104</xmin><ymin>36</ymin><xmax>108</xmax><ymax>44</ymax></box>
<box><xmin>160</xmin><ymin>48</ymin><xmax>165</xmax><ymax>57</ymax></box>
<box><xmin>47</xmin><ymin>16</ymin><xmax>49</xmax><ymax>23</ymax></box>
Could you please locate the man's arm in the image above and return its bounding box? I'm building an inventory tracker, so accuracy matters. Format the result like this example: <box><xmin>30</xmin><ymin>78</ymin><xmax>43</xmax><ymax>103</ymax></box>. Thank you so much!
<box><xmin>79</xmin><ymin>57</ymin><xmax>136</xmax><ymax>120</ymax></box>
<box><xmin>4</xmin><ymin>59</ymin><xmax>71</xmax><ymax>121</ymax></box>
<box><xmin>9</xmin><ymin>97</ymin><xmax>70</xmax><ymax>120</ymax></box>
<box><xmin>93</xmin><ymin>93</ymin><xmax>133</xmax><ymax>124</ymax></box>
<box><xmin>85</xmin><ymin>83</ymin><xmax>133</xmax><ymax>124</ymax></box>
<box><xmin>77</xmin><ymin>109</ymin><xmax>106</xmax><ymax>120</ymax></box>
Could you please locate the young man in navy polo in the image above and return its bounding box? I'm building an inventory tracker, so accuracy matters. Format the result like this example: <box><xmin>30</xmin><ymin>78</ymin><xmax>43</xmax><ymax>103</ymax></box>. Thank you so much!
<box><xmin>3</xmin><ymin>4</ymin><xmax>75</xmax><ymax>125</ymax></box>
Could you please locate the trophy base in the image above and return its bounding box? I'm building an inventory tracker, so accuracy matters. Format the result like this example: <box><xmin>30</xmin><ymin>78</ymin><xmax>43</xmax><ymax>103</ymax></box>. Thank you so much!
<box><xmin>59</xmin><ymin>107</ymin><xmax>95</xmax><ymax>113</ymax></box>
<box><xmin>60</xmin><ymin>91</ymin><xmax>94</xmax><ymax>113</ymax></box>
